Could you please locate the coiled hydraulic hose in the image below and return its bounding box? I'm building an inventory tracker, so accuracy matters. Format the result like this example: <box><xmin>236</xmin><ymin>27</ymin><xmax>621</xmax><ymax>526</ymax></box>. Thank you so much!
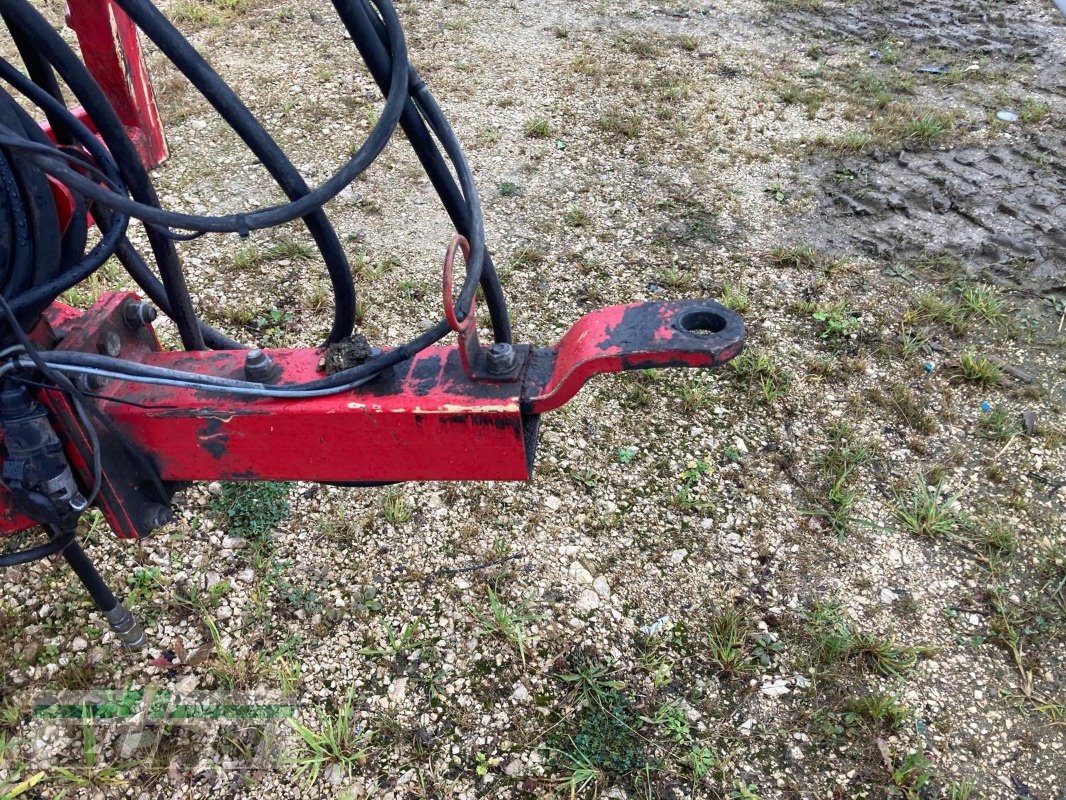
<box><xmin>0</xmin><ymin>0</ymin><xmax>511</xmax><ymax>386</ymax></box>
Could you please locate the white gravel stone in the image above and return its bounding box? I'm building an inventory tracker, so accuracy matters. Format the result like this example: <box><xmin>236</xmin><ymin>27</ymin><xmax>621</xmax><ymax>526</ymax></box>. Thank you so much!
<box><xmin>567</xmin><ymin>561</ymin><xmax>594</xmax><ymax>585</ymax></box>
<box><xmin>575</xmin><ymin>589</ymin><xmax>601</xmax><ymax>614</ymax></box>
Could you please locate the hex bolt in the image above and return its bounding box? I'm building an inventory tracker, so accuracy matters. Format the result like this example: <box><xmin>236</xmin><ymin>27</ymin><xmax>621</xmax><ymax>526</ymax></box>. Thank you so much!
<box><xmin>485</xmin><ymin>342</ymin><xmax>516</xmax><ymax>375</ymax></box>
<box><xmin>98</xmin><ymin>331</ymin><xmax>122</xmax><ymax>358</ymax></box>
<box><xmin>123</xmin><ymin>300</ymin><xmax>158</xmax><ymax>330</ymax></box>
<box><xmin>78</xmin><ymin>373</ymin><xmax>107</xmax><ymax>392</ymax></box>
<box><xmin>244</xmin><ymin>349</ymin><xmax>277</xmax><ymax>382</ymax></box>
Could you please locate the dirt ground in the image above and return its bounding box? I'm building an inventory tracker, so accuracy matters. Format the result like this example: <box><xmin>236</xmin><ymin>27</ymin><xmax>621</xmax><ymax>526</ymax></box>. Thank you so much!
<box><xmin>1</xmin><ymin>0</ymin><xmax>1064</xmax><ymax>798</ymax></box>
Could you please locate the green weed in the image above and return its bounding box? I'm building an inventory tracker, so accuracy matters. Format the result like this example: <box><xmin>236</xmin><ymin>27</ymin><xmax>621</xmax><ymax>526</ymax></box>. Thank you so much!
<box><xmin>892</xmin><ymin>477</ymin><xmax>960</xmax><ymax>537</ymax></box>
<box><xmin>957</xmin><ymin>350</ymin><xmax>1001</xmax><ymax>385</ymax></box>
<box><xmin>813</xmin><ymin>302</ymin><xmax>861</xmax><ymax>340</ymax></box>
<box><xmin>959</xmin><ymin>283</ymin><xmax>1006</xmax><ymax>322</ymax></box>
<box><xmin>382</xmin><ymin>490</ymin><xmax>412</xmax><ymax>525</ymax></box>
<box><xmin>210</xmin><ymin>482</ymin><xmax>290</xmax><ymax>541</ymax></box>
<box><xmin>523</xmin><ymin>118</ymin><xmax>552</xmax><ymax>138</ymax></box>
<box><xmin>287</xmin><ymin>688</ymin><xmax>367</xmax><ymax>785</ymax></box>
<box><xmin>729</xmin><ymin>350</ymin><xmax>792</xmax><ymax>405</ymax></box>
<box><xmin>705</xmin><ymin>607</ymin><xmax>758</xmax><ymax>677</ymax></box>
<box><xmin>471</xmin><ymin>588</ymin><xmax>542</xmax><ymax>666</ymax></box>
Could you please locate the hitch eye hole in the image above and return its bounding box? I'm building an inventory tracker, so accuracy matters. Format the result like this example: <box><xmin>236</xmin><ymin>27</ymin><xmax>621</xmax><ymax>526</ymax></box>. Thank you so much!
<box><xmin>677</xmin><ymin>310</ymin><xmax>726</xmax><ymax>337</ymax></box>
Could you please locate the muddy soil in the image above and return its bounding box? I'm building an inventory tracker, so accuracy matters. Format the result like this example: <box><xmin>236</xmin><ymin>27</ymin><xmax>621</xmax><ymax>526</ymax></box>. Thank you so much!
<box><xmin>776</xmin><ymin>0</ymin><xmax>1066</xmax><ymax>293</ymax></box>
<box><xmin>806</xmin><ymin>134</ymin><xmax>1066</xmax><ymax>290</ymax></box>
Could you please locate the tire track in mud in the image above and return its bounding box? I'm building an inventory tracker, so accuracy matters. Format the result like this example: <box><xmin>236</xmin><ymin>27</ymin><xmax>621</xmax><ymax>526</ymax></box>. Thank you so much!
<box><xmin>808</xmin><ymin>133</ymin><xmax>1066</xmax><ymax>291</ymax></box>
<box><xmin>769</xmin><ymin>0</ymin><xmax>1066</xmax><ymax>293</ymax></box>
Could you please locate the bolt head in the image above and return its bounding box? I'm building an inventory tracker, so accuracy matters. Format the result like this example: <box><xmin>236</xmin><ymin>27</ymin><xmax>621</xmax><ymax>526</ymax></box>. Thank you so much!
<box><xmin>486</xmin><ymin>342</ymin><xmax>516</xmax><ymax>374</ymax></box>
<box><xmin>123</xmin><ymin>300</ymin><xmax>158</xmax><ymax>329</ymax></box>
<box><xmin>244</xmin><ymin>349</ymin><xmax>279</xmax><ymax>382</ymax></box>
<box><xmin>143</xmin><ymin>503</ymin><xmax>173</xmax><ymax>530</ymax></box>
<box><xmin>98</xmin><ymin>331</ymin><xmax>123</xmax><ymax>358</ymax></box>
<box><xmin>78</xmin><ymin>373</ymin><xmax>107</xmax><ymax>392</ymax></box>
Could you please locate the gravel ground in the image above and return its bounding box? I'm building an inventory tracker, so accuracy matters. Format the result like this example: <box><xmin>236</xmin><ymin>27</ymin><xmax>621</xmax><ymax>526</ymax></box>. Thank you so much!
<box><xmin>1</xmin><ymin>0</ymin><xmax>1064</xmax><ymax>798</ymax></box>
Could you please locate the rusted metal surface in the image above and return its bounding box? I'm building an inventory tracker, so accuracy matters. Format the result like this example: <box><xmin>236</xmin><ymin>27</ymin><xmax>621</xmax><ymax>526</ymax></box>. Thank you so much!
<box><xmin>61</xmin><ymin>0</ymin><xmax>167</xmax><ymax>168</ymax></box>
<box><xmin>0</xmin><ymin>294</ymin><xmax>743</xmax><ymax>538</ymax></box>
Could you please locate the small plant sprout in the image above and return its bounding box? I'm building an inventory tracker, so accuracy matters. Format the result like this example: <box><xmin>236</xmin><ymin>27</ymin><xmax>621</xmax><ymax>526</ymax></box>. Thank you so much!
<box><xmin>730</xmin><ymin>349</ymin><xmax>793</xmax><ymax>405</ymax></box>
<box><xmin>813</xmin><ymin>302</ymin><xmax>861</xmax><ymax>340</ymax></box>
<box><xmin>523</xmin><ymin>118</ymin><xmax>552</xmax><ymax>138</ymax></box>
<box><xmin>720</xmin><ymin>282</ymin><xmax>750</xmax><ymax>312</ymax></box>
<box><xmin>800</xmin><ymin>600</ymin><xmax>932</xmax><ymax>676</ymax></box>
<box><xmin>564</xmin><ymin>206</ymin><xmax>590</xmax><ymax>227</ymax></box>
<box><xmin>648</xmin><ymin>701</ymin><xmax>691</xmax><ymax>743</ymax></box>
<box><xmin>472</xmin><ymin>588</ymin><xmax>542</xmax><ymax>666</ymax></box>
<box><xmin>960</xmin><ymin>283</ymin><xmax>1007</xmax><ymax>322</ymax></box>
<box><xmin>706</xmin><ymin>606</ymin><xmax>758</xmax><ymax>677</ymax></box>
<box><xmin>768</xmin><ymin>242</ymin><xmax>823</xmax><ymax>269</ymax></box>
<box><xmin>957</xmin><ymin>349</ymin><xmax>1002</xmax><ymax>385</ymax></box>
<box><xmin>892</xmin><ymin>476</ymin><xmax>961</xmax><ymax>537</ymax></box>
<box><xmin>676</xmin><ymin>458</ymin><xmax>713</xmax><ymax>509</ymax></box>
<box><xmin>382</xmin><ymin>490</ymin><xmax>412</xmax><ymax>525</ymax></box>
<box><xmin>287</xmin><ymin>688</ymin><xmax>367</xmax><ymax>785</ymax></box>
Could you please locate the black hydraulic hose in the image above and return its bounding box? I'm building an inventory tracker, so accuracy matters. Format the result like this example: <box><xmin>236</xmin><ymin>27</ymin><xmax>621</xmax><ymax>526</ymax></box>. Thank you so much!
<box><xmin>410</xmin><ymin>86</ymin><xmax>485</xmax><ymax>315</ymax></box>
<box><xmin>0</xmin><ymin>1</ymin><xmax>408</xmax><ymax>238</ymax></box>
<box><xmin>0</xmin><ymin>0</ymin><xmax>513</xmax><ymax>371</ymax></box>
<box><xmin>0</xmin><ymin>149</ymin><xmax>28</xmax><ymax>296</ymax></box>
<box><xmin>110</xmin><ymin>0</ymin><xmax>400</xmax><ymax>344</ymax></box>
<box><xmin>345</xmin><ymin>0</ymin><xmax>511</xmax><ymax>342</ymax></box>
<box><xmin>0</xmin><ymin>0</ymin><xmax>206</xmax><ymax>351</ymax></box>
<box><xmin>0</xmin><ymin>95</ymin><xmax>49</xmax><ymax>300</ymax></box>
<box><xmin>0</xmin><ymin>128</ymin><xmax>129</xmax><ymax>320</ymax></box>
<box><xmin>2</xmin><ymin>0</ymin><xmax>493</xmax><ymax>336</ymax></box>
<box><xmin>0</xmin><ymin>57</ymin><xmax>235</xmax><ymax>348</ymax></box>
<box><xmin>0</xmin><ymin>524</ymin><xmax>75</xmax><ymax>567</ymax></box>
<box><xmin>0</xmin><ymin>12</ymin><xmax>73</xmax><ymax>146</ymax></box>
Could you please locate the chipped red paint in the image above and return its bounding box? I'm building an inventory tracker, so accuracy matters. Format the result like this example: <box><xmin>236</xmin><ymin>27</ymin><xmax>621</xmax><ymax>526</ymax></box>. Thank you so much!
<box><xmin>0</xmin><ymin>295</ymin><xmax>743</xmax><ymax>538</ymax></box>
<box><xmin>521</xmin><ymin>301</ymin><xmax>744</xmax><ymax>414</ymax></box>
<box><xmin>56</xmin><ymin>0</ymin><xmax>167</xmax><ymax>168</ymax></box>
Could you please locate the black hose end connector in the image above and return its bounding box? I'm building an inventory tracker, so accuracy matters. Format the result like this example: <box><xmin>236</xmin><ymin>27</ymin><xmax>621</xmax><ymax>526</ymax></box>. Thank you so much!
<box><xmin>1</xmin><ymin>381</ymin><xmax>87</xmax><ymax>527</ymax></box>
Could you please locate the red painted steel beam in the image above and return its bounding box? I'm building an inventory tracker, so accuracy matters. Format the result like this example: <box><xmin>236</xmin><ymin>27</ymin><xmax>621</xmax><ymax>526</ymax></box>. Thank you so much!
<box><xmin>0</xmin><ymin>295</ymin><xmax>743</xmax><ymax>538</ymax></box>
<box><xmin>91</xmin><ymin>297</ymin><xmax>742</xmax><ymax>484</ymax></box>
<box><xmin>63</xmin><ymin>0</ymin><xmax>167</xmax><ymax>168</ymax></box>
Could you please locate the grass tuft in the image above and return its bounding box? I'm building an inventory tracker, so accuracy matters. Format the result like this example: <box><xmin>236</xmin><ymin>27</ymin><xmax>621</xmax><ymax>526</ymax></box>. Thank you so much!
<box><xmin>523</xmin><ymin>118</ymin><xmax>553</xmax><ymax>138</ymax></box>
<box><xmin>705</xmin><ymin>606</ymin><xmax>759</xmax><ymax>677</ymax></box>
<box><xmin>956</xmin><ymin>349</ymin><xmax>1001</xmax><ymax>385</ymax></box>
<box><xmin>287</xmin><ymin>688</ymin><xmax>367</xmax><ymax>785</ymax></box>
<box><xmin>892</xmin><ymin>477</ymin><xmax>960</xmax><ymax>537</ymax></box>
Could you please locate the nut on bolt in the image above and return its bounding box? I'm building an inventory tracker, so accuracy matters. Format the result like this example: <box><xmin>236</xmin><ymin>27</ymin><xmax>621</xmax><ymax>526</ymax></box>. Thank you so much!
<box><xmin>244</xmin><ymin>349</ymin><xmax>280</xmax><ymax>382</ymax></box>
<box><xmin>486</xmin><ymin>342</ymin><xmax>516</xmax><ymax>375</ymax></box>
<box><xmin>123</xmin><ymin>300</ymin><xmax>158</xmax><ymax>329</ymax></box>
<box><xmin>78</xmin><ymin>372</ymin><xmax>107</xmax><ymax>392</ymax></box>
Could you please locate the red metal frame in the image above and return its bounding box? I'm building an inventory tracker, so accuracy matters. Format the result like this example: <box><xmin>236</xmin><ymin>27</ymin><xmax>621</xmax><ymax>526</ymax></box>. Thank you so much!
<box><xmin>2</xmin><ymin>12</ymin><xmax>746</xmax><ymax>544</ymax></box>
<box><xmin>0</xmin><ymin>293</ymin><xmax>743</xmax><ymax>539</ymax></box>
<box><xmin>41</xmin><ymin>0</ymin><xmax>168</xmax><ymax>169</ymax></box>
